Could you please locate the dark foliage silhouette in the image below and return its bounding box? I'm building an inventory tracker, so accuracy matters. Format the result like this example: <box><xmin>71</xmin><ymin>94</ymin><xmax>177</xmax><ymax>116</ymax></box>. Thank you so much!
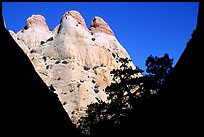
<box><xmin>115</xmin><ymin>2</ymin><xmax>204</xmax><ymax>136</ymax></box>
<box><xmin>78</xmin><ymin>54</ymin><xmax>173</xmax><ymax>136</ymax></box>
<box><xmin>79</xmin><ymin>2</ymin><xmax>203</xmax><ymax>136</ymax></box>
<box><xmin>145</xmin><ymin>53</ymin><xmax>173</xmax><ymax>93</ymax></box>
<box><xmin>1</xmin><ymin>1</ymin><xmax>203</xmax><ymax>136</ymax></box>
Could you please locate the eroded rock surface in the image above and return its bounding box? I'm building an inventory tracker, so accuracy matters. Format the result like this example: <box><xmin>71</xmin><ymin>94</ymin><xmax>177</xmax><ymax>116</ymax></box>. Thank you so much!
<box><xmin>10</xmin><ymin>10</ymin><xmax>136</xmax><ymax>124</ymax></box>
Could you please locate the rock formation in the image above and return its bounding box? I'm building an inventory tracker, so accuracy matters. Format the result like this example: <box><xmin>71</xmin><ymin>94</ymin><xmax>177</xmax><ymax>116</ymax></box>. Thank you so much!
<box><xmin>9</xmin><ymin>10</ymin><xmax>136</xmax><ymax>124</ymax></box>
<box><xmin>1</xmin><ymin>15</ymin><xmax>82</xmax><ymax>136</ymax></box>
<box><xmin>103</xmin><ymin>2</ymin><xmax>203</xmax><ymax>136</ymax></box>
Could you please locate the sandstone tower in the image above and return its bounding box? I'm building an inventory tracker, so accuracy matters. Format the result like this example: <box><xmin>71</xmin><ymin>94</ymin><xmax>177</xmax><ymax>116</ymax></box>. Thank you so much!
<box><xmin>9</xmin><ymin>10</ymin><xmax>136</xmax><ymax>124</ymax></box>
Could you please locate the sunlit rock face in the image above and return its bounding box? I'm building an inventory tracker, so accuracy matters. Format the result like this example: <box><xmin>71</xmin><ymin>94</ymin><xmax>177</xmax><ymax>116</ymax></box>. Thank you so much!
<box><xmin>10</xmin><ymin>10</ymin><xmax>136</xmax><ymax>124</ymax></box>
<box><xmin>17</xmin><ymin>15</ymin><xmax>53</xmax><ymax>49</ymax></box>
<box><xmin>90</xmin><ymin>16</ymin><xmax>114</xmax><ymax>36</ymax></box>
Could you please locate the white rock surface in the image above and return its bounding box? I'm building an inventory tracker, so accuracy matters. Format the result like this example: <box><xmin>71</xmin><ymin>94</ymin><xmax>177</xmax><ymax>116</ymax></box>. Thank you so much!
<box><xmin>10</xmin><ymin>10</ymin><xmax>136</xmax><ymax>124</ymax></box>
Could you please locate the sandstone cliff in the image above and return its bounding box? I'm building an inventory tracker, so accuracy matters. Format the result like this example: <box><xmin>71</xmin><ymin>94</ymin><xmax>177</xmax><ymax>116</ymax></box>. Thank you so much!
<box><xmin>9</xmin><ymin>10</ymin><xmax>136</xmax><ymax>124</ymax></box>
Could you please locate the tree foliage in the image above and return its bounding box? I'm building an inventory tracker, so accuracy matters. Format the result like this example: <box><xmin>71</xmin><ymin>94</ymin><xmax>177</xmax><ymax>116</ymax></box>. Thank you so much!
<box><xmin>145</xmin><ymin>53</ymin><xmax>173</xmax><ymax>91</ymax></box>
<box><xmin>77</xmin><ymin>54</ymin><xmax>173</xmax><ymax>136</ymax></box>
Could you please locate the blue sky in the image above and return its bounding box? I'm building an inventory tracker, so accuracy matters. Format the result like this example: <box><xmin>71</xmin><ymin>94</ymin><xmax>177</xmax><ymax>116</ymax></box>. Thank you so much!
<box><xmin>2</xmin><ymin>2</ymin><xmax>199</xmax><ymax>71</ymax></box>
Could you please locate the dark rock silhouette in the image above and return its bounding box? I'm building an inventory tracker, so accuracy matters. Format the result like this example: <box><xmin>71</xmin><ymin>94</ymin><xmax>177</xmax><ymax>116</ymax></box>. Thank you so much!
<box><xmin>108</xmin><ymin>2</ymin><xmax>203</xmax><ymax>137</ymax></box>
<box><xmin>0</xmin><ymin>9</ymin><xmax>82</xmax><ymax>137</ymax></box>
<box><xmin>155</xmin><ymin>1</ymin><xmax>203</xmax><ymax>135</ymax></box>
<box><xmin>1</xmin><ymin>2</ymin><xmax>202</xmax><ymax>136</ymax></box>
<box><xmin>154</xmin><ymin>1</ymin><xmax>203</xmax><ymax>135</ymax></box>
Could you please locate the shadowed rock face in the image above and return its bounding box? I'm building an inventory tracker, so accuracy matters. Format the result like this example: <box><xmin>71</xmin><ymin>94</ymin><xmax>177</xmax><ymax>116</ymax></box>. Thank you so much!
<box><xmin>105</xmin><ymin>2</ymin><xmax>203</xmax><ymax>137</ymax></box>
<box><xmin>2</xmin><ymin>3</ymin><xmax>202</xmax><ymax>136</ymax></box>
<box><xmin>0</xmin><ymin>15</ymin><xmax>82</xmax><ymax>136</ymax></box>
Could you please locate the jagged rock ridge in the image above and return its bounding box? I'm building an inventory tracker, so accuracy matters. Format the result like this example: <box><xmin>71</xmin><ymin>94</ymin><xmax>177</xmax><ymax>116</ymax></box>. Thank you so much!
<box><xmin>9</xmin><ymin>10</ymin><xmax>136</xmax><ymax>124</ymax></box>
